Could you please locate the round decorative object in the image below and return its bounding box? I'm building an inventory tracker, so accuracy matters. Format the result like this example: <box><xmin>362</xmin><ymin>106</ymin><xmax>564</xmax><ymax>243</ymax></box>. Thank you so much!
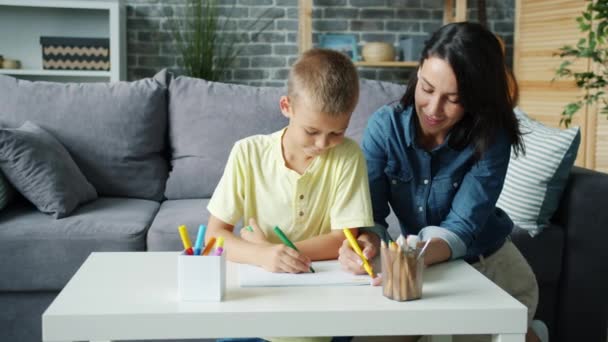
<box><xmin>362</xmin><ymin>42</ymin><xmax>396</xmax><ymax>62</ymax></box>
<box><xmin>3</xmin><ymin>58</ymin><xmax>21</xmax><ymax>69</ymax></box>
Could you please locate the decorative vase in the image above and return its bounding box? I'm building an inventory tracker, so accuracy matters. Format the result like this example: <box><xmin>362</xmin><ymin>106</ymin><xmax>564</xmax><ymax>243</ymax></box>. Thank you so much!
<box><xmin>2</xmin><ymin>58</ymin><xmax>20</xmax><ymax>69</ymax></box>
<box><xmin>362</xmin><ymin>42</ymin><xmax>396</xmax><ymax>62</ymax></box>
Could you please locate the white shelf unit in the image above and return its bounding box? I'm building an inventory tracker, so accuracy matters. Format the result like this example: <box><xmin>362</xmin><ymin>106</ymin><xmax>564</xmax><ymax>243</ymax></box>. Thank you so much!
<box><xmin>0</xmin><ymin>0</ymin><xmax>125</xmax><ymax>82</ymax></box>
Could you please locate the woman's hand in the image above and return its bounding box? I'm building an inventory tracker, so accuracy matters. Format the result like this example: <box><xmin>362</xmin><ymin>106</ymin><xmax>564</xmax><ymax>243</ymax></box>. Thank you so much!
<box><xmin>240</xmin><ymin>218</ymin><xmax>268</xmax><ymax>244</ymax></box>
<box><xmin>338</xmin><ymin>232</ymin><xmax>379</xmax><ymax>275</ymax></box>
<box><xmin>417</xmin><ymin>237</ymin><xmax>452</xmax><ymax>266</ymax></box>
<box><xmin>259</xmin><ymin>243</ymin><xmax>312</xmax><ymax>273</ymax></box>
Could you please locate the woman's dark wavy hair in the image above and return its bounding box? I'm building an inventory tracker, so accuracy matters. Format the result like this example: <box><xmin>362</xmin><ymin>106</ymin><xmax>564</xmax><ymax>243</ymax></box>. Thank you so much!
<box><xmin>400</xmin><ymin>22</ymin><xmax>524</xmax><ymax>159</ymax></box>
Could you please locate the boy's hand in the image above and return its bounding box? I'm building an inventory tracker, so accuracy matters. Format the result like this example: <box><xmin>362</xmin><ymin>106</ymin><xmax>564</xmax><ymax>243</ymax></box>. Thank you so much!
<box><xmin>260</xmin><ymin>244</ymin><xmax>312</xmax><ymax>273</ymax></box>
<box><xmin>338</xmin><ymin>232</ymin><xmax>379</xmax><ymax>275</ymax></box>
<box><xmin>240</xmin><ymin>218</ymin><xmax>268</xmax><ymax>244</ymax></box>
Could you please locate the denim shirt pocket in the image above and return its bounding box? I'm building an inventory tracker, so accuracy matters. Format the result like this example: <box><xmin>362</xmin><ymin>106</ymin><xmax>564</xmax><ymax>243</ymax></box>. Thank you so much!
<box><xmin>429</xmin><ymin>175</ymin><xmax>461</xmax><ymax>221</ymax></box>
<box><xmin>384</xmin><ymin>161</ymin><xmax>414</xmax><ymax>214</ymax></box>
<box><xmin>384</xmin><ymin>161</ymin><xmax>413</xmax><ymax>183</ymax></box>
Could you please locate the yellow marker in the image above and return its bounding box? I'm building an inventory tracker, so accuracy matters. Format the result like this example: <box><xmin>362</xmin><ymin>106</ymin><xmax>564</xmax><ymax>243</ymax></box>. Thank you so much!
<box><xmin>342</xmin><ymin>228</ymin><xmax>375</xmax><ymax>278</ymax></box>
<box><xmin>178</xmin><ymin>225</ymin><xmax>194</xmax><ymax>255</ymax></box>
<box><xmin>212</xmin><ymin>237</ymin><xmax>225</xmax><ymax>256</ymax></box>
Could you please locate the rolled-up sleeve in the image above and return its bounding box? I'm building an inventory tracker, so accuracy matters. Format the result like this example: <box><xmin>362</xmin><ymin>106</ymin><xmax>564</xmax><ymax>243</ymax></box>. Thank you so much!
<box><xmin>419</xmin><ymin>226</ymin><xmax>467</xmax><ymax>259</ymax></box>
<box><xmin>439</xmin><ymin>134</ymin><xmax>511</xmax><ymax>256</ymax></box>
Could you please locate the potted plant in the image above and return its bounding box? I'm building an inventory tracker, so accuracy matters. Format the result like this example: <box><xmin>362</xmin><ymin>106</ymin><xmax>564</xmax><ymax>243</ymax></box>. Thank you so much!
<box><xmin>169</xmin><ymin>0</ymin><xmax>277</xmax><ymax>82</ymax></box>
<box><xmin>555</xmin><ymin>0</ymin><xmax>608</xmax><ymax>127</ymax></box>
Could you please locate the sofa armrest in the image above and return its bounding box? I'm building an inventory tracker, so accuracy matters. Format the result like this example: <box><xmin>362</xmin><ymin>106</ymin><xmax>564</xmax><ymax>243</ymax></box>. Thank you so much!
<box><xmin>551</xmin><ymin>166</ymin><xmax>608</xmax><ymax>342</ymax></box>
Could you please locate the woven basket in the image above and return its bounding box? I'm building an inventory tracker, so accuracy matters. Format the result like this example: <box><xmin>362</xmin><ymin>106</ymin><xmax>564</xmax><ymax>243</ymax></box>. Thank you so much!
<box><xmin>40</xmin><ymin>36</ymin><xmax>110</xmax><ymax>71</ymax></box>
<box><xmin>362</xmin><ymin>42</ymin><xmax>396</xmax><ymax>62</ymax></box>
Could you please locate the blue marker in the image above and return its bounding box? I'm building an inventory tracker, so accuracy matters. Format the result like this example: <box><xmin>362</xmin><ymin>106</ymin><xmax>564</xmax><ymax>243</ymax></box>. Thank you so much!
<box><xmin>193</xmin><ymin>224</ymin><xmax>207</xmax><ymax>255</ymax></box>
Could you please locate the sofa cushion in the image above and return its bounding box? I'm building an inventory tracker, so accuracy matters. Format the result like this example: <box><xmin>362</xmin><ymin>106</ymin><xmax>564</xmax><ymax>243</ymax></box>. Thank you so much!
<box><xmin>165</xmin><ymin>77</ymin><xmax>287</xmax><ymax>199</ymax></box>
<box><xmin>0</xmin><ymin>121</ymin><xmax>97</xmax><ymax>218</ymax></box>
<box><xmin>0</xmin><ymin>197</ymin><xmax>159</xmax><ymax>291</ymax></box>
<box><xmin>0</xmin><ymin>172</ymin><xmax>14</xmax><ymax>211</ymax></box>
<box><xmin>497</xmin><ymin>108</ymin><xmax>581</xmax><ymax>236</ymax></box>
<box><xmin>147</xmin><ymin>199</ymin><xmax>221</xmax><ymax>251</ymax></box>
<box><xmin>347</xmin><ymin>79</ymin><xmax>406</xmax><ymax>144</ymax></box>
<box><xmin>165</xmin><ymin>77</ymin><xmax>406</xmax><ymax>199</ymax></box>
<box><xmin>0</xmin><ymin>292</ymin><xmax>57</xmax><ymax>342</ymax></box>
<box><xmin>510</xmin><ymin>223</ymin><xmax>564</xmax><ymax>287</ymax></box>
<box><xmin>0</xmin><ymin>75</ymin><xmax>169</xmax><ymax>201</ymax></box>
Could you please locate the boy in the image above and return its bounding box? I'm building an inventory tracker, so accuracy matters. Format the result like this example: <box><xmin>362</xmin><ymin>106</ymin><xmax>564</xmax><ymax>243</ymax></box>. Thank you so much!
<box><xmin>206</xmin><ymin>48</ymin><xmax>373</xmax><ymax>274</ymax></box>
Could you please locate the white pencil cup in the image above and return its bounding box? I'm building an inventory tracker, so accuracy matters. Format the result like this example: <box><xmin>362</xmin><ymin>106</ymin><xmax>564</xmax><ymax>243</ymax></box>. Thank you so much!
<box><xmin>177</xmin><ymin>252</ymin><xmax>226</xmax><ymax>301</ymax></box>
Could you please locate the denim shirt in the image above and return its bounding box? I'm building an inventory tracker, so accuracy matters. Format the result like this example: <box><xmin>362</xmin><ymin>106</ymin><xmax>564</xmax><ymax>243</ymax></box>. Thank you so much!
<box><xmin>362</xmin><ymin>104</ymin><xmax>514</xmax><ymax>260</ymax></box>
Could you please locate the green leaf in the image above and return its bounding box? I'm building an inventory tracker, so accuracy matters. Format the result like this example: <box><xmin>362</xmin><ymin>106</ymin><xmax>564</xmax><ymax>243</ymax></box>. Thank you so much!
<box><xmin>583</xmin><ymin>11</ymin><xmax>592</xmax><ymax>21</ymax></box>
<box><xmin>560</xmin><ymin>102</ymin><xmax>582</xmax><ymax>128</ymax></box>
<box><xmin>167</xmin><ymin>0</ymin><xmax>280</xmax><ymax>82</ymax></box>
<box><xmin>556</xmin><ymin>0</ymin><xmax>608</xmax><ymax>125</ymax></box>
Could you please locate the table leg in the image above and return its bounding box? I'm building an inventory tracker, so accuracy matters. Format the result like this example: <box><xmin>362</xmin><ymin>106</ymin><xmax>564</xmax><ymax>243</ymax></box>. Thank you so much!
<box><xmin>491</xmin><ymin>333</ymin><xmax>525</xmax><ymax>342</ymax></box>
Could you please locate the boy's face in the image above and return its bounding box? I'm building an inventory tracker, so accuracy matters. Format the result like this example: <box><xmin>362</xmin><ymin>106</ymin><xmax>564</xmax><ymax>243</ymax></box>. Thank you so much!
<box><xmin>280</xmin><ymin>95</ymin><xmax>352</xmax><ymax>158</ymax></box>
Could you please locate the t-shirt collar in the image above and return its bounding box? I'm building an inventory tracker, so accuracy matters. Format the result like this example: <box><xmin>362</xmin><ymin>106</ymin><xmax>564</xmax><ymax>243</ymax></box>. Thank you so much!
<box><xmin>274</xmin><ymin>127</ymin><xmax>321</xmax><ymax>176</ymax></box>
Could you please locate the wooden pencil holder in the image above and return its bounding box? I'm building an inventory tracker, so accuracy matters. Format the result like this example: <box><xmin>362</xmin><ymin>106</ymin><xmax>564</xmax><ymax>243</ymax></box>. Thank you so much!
<box><xmin>381</xmin><ymin>244</ymin><xmax>424</xmax><ymax>301</ymax></box>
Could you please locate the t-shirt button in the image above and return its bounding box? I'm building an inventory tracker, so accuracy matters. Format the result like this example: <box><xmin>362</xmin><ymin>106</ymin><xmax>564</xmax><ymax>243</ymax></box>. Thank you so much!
<box><xmin>392</xmin><ymin>179</ymin><xmax>397</xmax><ymax>185</ymax></box>
<box><xmin>299</xmin><ymin>194</ymin><xmax>304</xmax><ymax>200</ymax></box>
<box><xmin>418</xmin><ymin>206</ymin><xmax>423</xmax><ymax>212</ymax></box>
<box><xmin>423</xmin><ymin>179</ymin><xmax>429</xmax><ymax>185</ymax></box>
<box><xmin>299</xmin><ymin>211</ymin><xmax>304</xmax><ymax>216</ymax></box>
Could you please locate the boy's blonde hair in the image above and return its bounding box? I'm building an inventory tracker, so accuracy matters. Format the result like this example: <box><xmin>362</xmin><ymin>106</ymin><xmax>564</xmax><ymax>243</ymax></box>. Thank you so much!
<box><xmin>287</xmin><ymin>48</ymin><xmax>359</xmax><ymax>116</ymax></box>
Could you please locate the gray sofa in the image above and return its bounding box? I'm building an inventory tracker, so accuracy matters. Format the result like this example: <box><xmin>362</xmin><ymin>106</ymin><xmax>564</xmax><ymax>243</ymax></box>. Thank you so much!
<box><xmin>0</xmin><ymin>72</ymin><xmax>606</xmax><ymax>342</ymax></box>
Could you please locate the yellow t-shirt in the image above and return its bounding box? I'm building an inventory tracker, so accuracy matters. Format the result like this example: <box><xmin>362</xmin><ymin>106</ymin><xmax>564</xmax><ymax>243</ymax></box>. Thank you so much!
<box><xmin>207</xmin><ymin>128</ymin><xmax>373</xmax><ymax>242</ymax></box>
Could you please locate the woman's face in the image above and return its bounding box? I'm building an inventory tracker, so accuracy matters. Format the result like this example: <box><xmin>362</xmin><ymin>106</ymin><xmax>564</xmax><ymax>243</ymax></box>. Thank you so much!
<box><xmin>414</xmin><ymin>57</ymin><xmax>465</xmax><ymax>144</ymax></box>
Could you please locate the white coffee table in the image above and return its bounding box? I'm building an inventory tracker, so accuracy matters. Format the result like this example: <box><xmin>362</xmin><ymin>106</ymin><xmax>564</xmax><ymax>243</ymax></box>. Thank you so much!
<box><xmin>42</xmin><ymin>252</ymin><xmax>527</xmax><ymax>342</ymax></box>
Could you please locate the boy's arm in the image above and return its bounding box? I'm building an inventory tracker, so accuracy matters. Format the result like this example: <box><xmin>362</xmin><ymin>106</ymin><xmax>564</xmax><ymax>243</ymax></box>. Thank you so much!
<box><xmin>294</xmin><ymin>228</ymin><xmax>356</xmax><ymax>261</ymax></box>
<box><xmin>207</xmin><ymin>214</ymin><xmax>311</xmax><ymax>273</ymax></box>
<box><xmin>206</xmin><ymin>214</ymin><xmax>262</xmax><ymax>264</ymax></box>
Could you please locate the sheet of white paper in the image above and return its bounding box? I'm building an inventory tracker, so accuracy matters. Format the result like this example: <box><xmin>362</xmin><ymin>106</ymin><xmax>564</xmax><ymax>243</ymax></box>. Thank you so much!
<box><xmin>238</xmin><ymin>260</ymin><xmax>370</xmax><ymax>287</ymax></box>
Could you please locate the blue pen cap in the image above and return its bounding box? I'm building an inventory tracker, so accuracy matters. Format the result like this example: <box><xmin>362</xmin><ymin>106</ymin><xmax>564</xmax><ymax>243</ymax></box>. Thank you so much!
<box><xmin>194</xmin><ymin>224</ymin><xmax>207</xmax><ymax>255</ymax></box>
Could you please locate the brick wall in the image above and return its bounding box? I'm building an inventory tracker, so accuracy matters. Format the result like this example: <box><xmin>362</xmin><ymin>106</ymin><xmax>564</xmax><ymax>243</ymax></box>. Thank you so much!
<box><xmin>126</xmin><ymin>0</ymin><xmax>514</xmax><ymax>85</ymax></box>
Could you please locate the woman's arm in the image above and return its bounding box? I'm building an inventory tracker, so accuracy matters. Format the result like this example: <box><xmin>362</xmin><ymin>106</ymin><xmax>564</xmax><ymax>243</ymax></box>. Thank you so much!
<box><xmin>415</xmin><ymin>237</ymin><xmax>452</xmax><ymax>266</ymax></box>
<box><xmin>420</xmin><ymin>133</ymin><xmax>512</xmax><ymax>260</ymax></box>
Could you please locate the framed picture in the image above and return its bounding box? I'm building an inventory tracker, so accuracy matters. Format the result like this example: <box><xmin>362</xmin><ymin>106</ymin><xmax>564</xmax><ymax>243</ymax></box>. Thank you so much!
<box><xmin>318</xmin><ymin>34</ymin><xmax>359</xmax><ymax>61</ymax></box>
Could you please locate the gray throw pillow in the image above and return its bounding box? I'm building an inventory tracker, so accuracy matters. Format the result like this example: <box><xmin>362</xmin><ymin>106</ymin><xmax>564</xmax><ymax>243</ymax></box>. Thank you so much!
<box><xmin>0</xmin><ymin>121</ymin><xmax>97</xmax><ymax>218</ymax></box>
<box><xmin>0</xmin><ymin>172</ymin><xmax>14</xmax><ymax>210</ymax></box>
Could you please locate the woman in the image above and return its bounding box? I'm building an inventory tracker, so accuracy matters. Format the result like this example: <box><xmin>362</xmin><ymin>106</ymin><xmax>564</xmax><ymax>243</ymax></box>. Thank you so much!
<box><xmin>338</xmin><ymin>22</ymin><xmax>547</xmax><ymax>342</ymax></box>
